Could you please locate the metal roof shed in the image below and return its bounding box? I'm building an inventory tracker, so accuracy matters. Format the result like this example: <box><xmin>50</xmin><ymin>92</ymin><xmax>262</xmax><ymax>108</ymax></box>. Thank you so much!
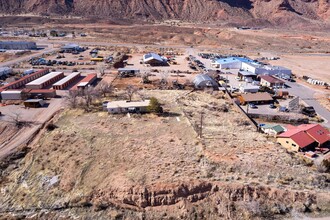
<box><xmin>143</xmin><ymin>53</ymin><xmax>166</xmax><ymax>65</ymax></box>
<box><xmin>193</xmin><ymin>74</ymin><xmax>218</xmax><ymax>89</ymax></box>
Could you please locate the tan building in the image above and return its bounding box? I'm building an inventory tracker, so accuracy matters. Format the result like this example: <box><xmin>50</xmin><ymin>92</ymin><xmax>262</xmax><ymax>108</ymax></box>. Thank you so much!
<box><xmin>277</xmin><ymin>124</ymin><xmax>330</xmax><ymax>152</ymax></box>
<box><xmin>259</xmin><ymin>75</ymin><xmax>285</xmax><ymax>88</ymax></box>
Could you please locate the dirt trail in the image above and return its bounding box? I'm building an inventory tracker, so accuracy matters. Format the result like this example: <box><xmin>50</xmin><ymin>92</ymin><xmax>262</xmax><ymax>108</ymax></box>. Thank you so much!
<box><xmin>0</xmin><ymin>98</ymin><xmax>63</xmax><ymax>159</ymax></box>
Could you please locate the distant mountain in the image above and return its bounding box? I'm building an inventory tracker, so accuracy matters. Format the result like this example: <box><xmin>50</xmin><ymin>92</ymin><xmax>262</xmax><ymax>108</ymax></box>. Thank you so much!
<box><xmin>0</xmin><ymin>0</ymin><xmax>329</xmax><ymax>27</ymax></box>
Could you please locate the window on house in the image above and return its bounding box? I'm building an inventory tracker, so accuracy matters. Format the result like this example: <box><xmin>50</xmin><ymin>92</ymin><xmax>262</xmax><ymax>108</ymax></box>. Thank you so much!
<box><xmin>286</xmin><ymin>141</ymin><xmax>289</xmax><ymax>144</ymax></box>
<box><xmin>292</xmin><ymin>144</ymin><xmax>296</xmax><ymax>147</ymax></box>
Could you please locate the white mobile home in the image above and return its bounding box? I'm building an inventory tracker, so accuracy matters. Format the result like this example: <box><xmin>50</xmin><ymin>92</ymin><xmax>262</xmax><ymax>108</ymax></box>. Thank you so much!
<box><xmin>239</xmin><ymin>85</ymin><xmax>260</xmax><ymax>93</ymax></box>
<box><xmin>1</xmin><ymin>90</ymin><xmax>22</xmax><ymax>100</ymax></box>
<box><xmin>107</xmin><ymin>100</ymin><xmax>150</xmax><ymax>114</ymax></box>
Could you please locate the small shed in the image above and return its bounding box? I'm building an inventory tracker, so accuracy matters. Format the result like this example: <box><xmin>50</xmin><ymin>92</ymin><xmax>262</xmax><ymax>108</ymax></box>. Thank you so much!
<box><xmin>193</xmin><ymin>74</ymin><xmax>218</xmax><ymax>89</ymax></box>
<box><xmin>260</xmin><ymin>124</ymin><xmax>286</xmax><ymax>136</ymax></box>
<box><xmin>24</xmin><ymin>99</ymin><xmax>45</xmax><ymax>108</ymax></box>
<box><xmin>276</xmin><ymin>90</ymin><xmax>289</xmax><ymax>98</ymax></box>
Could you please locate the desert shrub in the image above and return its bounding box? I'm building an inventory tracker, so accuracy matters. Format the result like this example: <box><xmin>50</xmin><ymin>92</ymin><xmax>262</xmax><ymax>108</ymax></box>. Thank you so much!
<box><xmin>147</xmin><ymin>97</ymin><xmax>163</xmax><ymax>114</ymax></box>
<box><xmin>46</xmin><ymin>123</ymin><xmax>58</xmax><ymax>131</ymax></box>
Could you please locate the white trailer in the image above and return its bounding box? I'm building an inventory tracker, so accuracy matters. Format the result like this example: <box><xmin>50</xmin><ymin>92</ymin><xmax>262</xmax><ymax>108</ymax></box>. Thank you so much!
<box><xmin>1</xmin><ymin>90</ymin><xmax>22</xmax><ymax>100</ymax></box>
<box><xmin>23</xmin><ymin>69</ymin><xmax>35</xmax><ymax>75</ymax></box>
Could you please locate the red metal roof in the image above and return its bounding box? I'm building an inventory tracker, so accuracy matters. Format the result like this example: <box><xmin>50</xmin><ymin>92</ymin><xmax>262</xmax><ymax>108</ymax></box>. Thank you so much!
<box><xmin>279</xmin><ymin>124</ymin><xmax>330</xmax><ymax>147</ymax></box>
<box><xmin>29</xmin><ymin>89</ymin><xmax>56</xmax><ymax>94</ymax></box>
<box><xmin>305</xmin><ymin>124</ymin><xmax>330</xmax><ymax>145</ymax></box>
<box><xmin>80</xmin><ymin>73</ymin><xmax>97</xmax><ymax>83</ymax></box>
<box><xmin>290</xmin><ymin>131</ymin><xmax>316</xmax><ymax>148</ymax></box>
<box><xmin>70</xmin><ymin>73</ymin><xmax>97</xmax><ymax>90</ymax></box>
<box><xmin>0</xmin><ymin>69</ymin><xmax>49</xmax><ymax>90</ymax></box>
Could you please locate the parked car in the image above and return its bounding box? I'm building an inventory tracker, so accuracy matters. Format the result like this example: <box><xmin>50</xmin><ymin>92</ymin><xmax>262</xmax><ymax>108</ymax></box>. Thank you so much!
<box><xmin>269</xmin><ymin>104</ymin><xmax>276</xmax><ymax>109</ymax></box>
<box><xmin>301</xmin><ymin>106</ymin><xmax>316</xmax><ymax>117</ymax></box>
<box><xmin>279</xmin><ymin>106</ymin><xmax>289</xmax><ymax>112</ymax></box>
<box><xmin>249</xmin><ymin>103</ymin><xmax>258</xmax><ymax>109</ymax></box>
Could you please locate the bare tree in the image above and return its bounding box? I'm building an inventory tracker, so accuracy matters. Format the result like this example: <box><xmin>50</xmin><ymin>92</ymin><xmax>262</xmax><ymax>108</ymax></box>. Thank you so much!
<box><xmin>160</xmin><ymin>72</ymin><xmax>169</xmax><ymax>89</ymax></box>
<box><xmin>98</xmin><ymin>63</ymin><xmax>107</xmax><ymax>77</ymax></box>
<box><xmin>9</xmin><ymin>111</ymin><xmax>23</xmax><ymax>127</ymax></box>
<box><xmin>126</xmin><ymin>85</ymin><xmax>138</xmax><ymax>102</ymax></box>
<box><xmin>65</xmin><ymin>90</ymin><xmax>80</xmax><ymax>109</ymax></box>
<box><xmin>141</xmin><ymin>72</ymin><xmax>151</xmax><ymax>84</ymax></box>
<box><xmin>97</xmin><ymin>81</ymin><xmax>113</xmax><ymax>97</ymax></box>
<box><xmin>82</xmin><ymin>86</ymin><xmax>100</xmax><ymax>109</ymax></box>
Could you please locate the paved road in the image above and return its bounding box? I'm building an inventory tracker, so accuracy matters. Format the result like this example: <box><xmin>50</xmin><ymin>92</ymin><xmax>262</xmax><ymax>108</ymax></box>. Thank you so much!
<box><xmin>285</xmin><ymin>81</ymin><xmax>330</xmax><ymax>128</ymax></box>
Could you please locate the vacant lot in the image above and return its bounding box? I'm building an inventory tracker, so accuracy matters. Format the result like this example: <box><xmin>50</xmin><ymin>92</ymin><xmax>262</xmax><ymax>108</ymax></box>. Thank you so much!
<box><xmin>268</xmin><ymin>54</ymin><xmax>330</xmax><ymax>82</ymax></box>
<box><xmin>0</xmin><ymin>90</ymin><xmax>329</xmax><ymax>219</ymax></box>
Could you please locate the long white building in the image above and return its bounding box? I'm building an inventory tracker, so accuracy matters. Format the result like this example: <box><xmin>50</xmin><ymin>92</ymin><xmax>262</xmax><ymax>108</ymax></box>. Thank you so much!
<box><xmin>25</xmin><ymin>72</ymin><xmax>64</xmax><ymax>89</ymax></box>
<box><xmin>212</xmin><ymin>56</ymin><xmax>292</xmax><ymax>77</ymax></box>
<box><xmin>52</xmin><ymin>72</ymin><xmax>81</xmax><ymax>90</ymax></box>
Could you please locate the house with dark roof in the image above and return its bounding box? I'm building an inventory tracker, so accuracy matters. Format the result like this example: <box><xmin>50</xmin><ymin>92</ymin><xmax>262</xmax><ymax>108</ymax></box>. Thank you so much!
<box><xmin>277</xmin><ymin>124</ymin><xmax>330</xmax><ymax>152</ymax></box>
<box><xmin>238</xmin><ymin>92</ymin><xmax>274</xmax><ymax>104</ymax></box>
<box><xmin>259</xmin><ymin>75</ymin><xmax>285</xmax><ymax>88</ymax></box>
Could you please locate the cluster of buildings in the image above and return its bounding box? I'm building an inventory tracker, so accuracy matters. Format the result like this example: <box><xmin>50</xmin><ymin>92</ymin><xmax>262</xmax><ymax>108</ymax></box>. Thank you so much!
<box><xmin>277</xmin><ymin>124</ymin><xmax>329</xmax><ymax>153</ymax></box>
<box><xmin>260</xmin><ymin>123</ymin><xmax>330</xmax><ymax>159</ymax></box>
<box><xmin>0</xmin><ymin>41</ymin><xmax>37</xmax><ymax>50</ymax></box>
<box><xmin>211</xmin><ymin>56</ymin><xmax>292</xmax><ymax>78</ymax></box>
<box><xmin>0</xmin><ymin>69</ymin><xmax>97</xmax><ymax>103</ymax></box>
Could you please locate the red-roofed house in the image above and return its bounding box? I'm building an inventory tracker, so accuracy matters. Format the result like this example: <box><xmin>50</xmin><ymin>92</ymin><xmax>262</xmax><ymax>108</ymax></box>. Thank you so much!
<box><xmin>305</xmin><ymin>124</ymin><xmax>330</xmax><ymax>146</ymax></box>
<box><xmin>277</xmin><ymin>124</ymin><xmax>330</xmax><ymax>152</ymax></box>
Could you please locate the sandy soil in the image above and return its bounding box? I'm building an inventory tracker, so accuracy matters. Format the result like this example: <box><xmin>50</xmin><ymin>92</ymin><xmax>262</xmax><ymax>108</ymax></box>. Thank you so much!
<box><xmin>268</xmin><ymin>54</ymin><xmax>330</xmax><ymax>82</ymax></box>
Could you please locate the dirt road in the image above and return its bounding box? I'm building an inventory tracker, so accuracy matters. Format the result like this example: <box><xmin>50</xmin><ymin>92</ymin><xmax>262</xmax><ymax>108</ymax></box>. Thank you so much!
<box><xmin>0</xmin><ymin>98</ymin><xmax>63</xmax><ymax>159</ymax></box>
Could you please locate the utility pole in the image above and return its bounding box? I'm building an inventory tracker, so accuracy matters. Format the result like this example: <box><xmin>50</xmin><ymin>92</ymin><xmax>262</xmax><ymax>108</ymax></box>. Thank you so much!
<box><xmin>199</xmin><ymin>111</ymin><xmax>204</xmax><ymax>138</ymax></box>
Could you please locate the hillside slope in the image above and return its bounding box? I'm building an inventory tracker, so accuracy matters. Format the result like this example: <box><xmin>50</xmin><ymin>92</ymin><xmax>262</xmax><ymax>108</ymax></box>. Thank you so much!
<box><xmin>0</xmin><ymin>0</ymin><xmax>329</xmax><ymax>26</ymax></box>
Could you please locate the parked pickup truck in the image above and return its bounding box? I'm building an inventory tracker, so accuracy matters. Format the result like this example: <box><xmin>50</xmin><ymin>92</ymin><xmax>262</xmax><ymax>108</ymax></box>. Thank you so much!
<box><xmin>301</xmin><ymin>106</ymin><xmax>316</xmax><ymax>117</ymax></box>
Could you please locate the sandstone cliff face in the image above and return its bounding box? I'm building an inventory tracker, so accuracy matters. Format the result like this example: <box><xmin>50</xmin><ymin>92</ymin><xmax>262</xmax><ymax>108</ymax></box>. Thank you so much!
<box><xmin>0</xmin><ymin>0</ymin><xmax>328</xmax><ymax>25</ymax></box>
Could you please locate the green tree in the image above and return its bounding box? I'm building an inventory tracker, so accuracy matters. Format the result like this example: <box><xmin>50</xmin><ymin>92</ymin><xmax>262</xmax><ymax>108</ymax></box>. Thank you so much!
<box><xmin>147</xmin><ymin>97</ymin><xmax>163</xmax><ymax>114</ymax></box>
<box><xmin>50</xmin><ymin>30</ymin><xmax>58</xmax><ymax>37</ymax></box>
